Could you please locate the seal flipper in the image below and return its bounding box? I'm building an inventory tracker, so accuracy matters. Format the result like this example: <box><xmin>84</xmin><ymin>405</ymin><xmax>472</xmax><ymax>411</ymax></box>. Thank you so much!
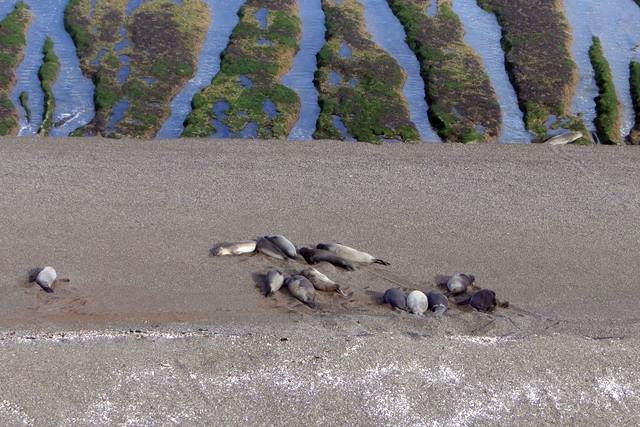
<box><xmin>35</xmin><ymin>280</ymin><xmax>54</xmax><ymax>293</ymax></box>
<box><xmin>374</xmin><ymin>259</ymin><xmax>390</xmax><ymax>266</ymax></box>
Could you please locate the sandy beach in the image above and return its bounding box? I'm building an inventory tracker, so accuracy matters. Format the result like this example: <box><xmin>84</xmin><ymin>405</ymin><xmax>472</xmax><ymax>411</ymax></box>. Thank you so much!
<box><xmin>1</xmin><ymin>138</ymin><xmax>639</xmax><ymax>423</ymax></box>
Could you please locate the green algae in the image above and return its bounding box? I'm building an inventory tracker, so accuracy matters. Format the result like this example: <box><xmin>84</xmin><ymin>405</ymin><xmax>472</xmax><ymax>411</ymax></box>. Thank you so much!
<box><xmin>388</xmin><ymin>0</ymin><xmax>501</xmax><ymax>143</ymax></box>
<box><xmin>588</xmin><ymin>37</ymin><xmax>621</xmax><ymax>145</ymax></box>
<box><xmin>65</xmin><ymin>0</ymin><xmax>210</xmax><ymax>137</ymax></box>
<box><xmin>183</xmin><ymin>0</ymin><xmax>301</xmax><ymax>139</ymax></box>
<box><xmin>627</xmin><ymin>61</ymin><xmax>640</xmax><ymax>144</ymax></box>
<box><xmin>477</xmin><ymin>0</ymin><xmax>590</xmax><ymax>143</ymax></box>
<box><xmin>0</xmin><ymin>2</ymin><xmax>30</xmax><ymax>136</ymax></box>
<box><xmin>313</xmin><ymin>0</ymin><xmax>418</xmax><ymax>143</ymax></box>
<box><xmin>39</xmin><ymin>37</ymin><xmax>60</xmax><ymax>135</ymax></box>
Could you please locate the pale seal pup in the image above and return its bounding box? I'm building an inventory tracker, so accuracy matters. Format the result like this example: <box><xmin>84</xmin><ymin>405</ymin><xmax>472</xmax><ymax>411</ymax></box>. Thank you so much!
<box><xmin>261</xmin><ymin>269</ymin><xmax>284</xmax><ymax>296</ymax></box>
<box><xmin>447</xmin><ymin>273</ymin><xmax>475</xmax><ymax>295</ymax></box>
<box><xmin>301</xmin><ymin>268</ymin><xmax>347</xmax><ymax>296</ymax></box>
<box><xmin>544</xmin><ymin>131</ymin><xmax>582</xmax><ymax>145</ymax></box>
<box><xmin>469</xmin><ymin>289</ymin><xmax>497</xmax><ymax>312</ymax></box>
<box><xmin>210</xmin><ymin>240</ymin><xmax>256</xmax><ymax>256</ymax></box>
<box><xmin>427</xmin><ymin>291</ymin><xmax>448</xmax><ymax>314</ymax></box>
<box><xmin>316</xmin><ymin>243</ymin><xmax>390</xmax><ymax>265</ymax></box>
<box><xmin>406</xmin><ymin>290</ymin><xmax>428</xmax><ymax>315</ymax></box>
<box><xmin>256</xmin><ymin>237</ymin><xmax>289</xmax><ymax>260</ymax></box>
<box><xmin>299</xmin><ymin>247</ymin><xmax>355</xmax><ymax>271</ymax></box>
<box><xmin>28</xmin><ymin>266</ymin><xmax>69</xmax><ymax>293</ymax></box>
<box><xmin>383</xmin><ymin>288</ymin><xmax>407</xmax><ymax>311</ymax></box>
<box><xmin>266</xmin><ymin>235</ymin><xmax>297</xmax><ymax>259</ymax></box>
<box><xmin>285</xmin><ymin>275</ymin><xmax>317</xmax><ymax>308</ymax></box>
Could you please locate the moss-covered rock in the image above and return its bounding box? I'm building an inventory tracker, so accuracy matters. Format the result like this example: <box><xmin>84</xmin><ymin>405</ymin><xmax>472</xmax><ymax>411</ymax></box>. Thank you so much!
<box><xmin>66</xmin><ymin>0</ymin><xmax>210</xmax><ymax>137</ymax></box>
<box><xmin>183</xmin><ymin>0</ymin><xmax>301</xmax><ymax>138</ymax></box>
<box><xmin>313</xmin><ymin>0</ymin><xmax>418</xmax><ymax>143</ymax></box>
<box><xmin>588</xmin><ymin>37</ymin><xmax>621</xmax><ymax>145</ymax></box>
<box><xmin>477</xmin><ymin>0</ymin><xmax>590</xmax><ymax>143</ymax></box>
<box><xmin>38</xmin><ymin>37</ymin><xmax>60</xmax><ymax>135</ymax></box>
<box><xmin>388</xmin><ymin>0</ymin><xmax>500</xmax><ymax>143</ymax></box>
<box><xmin>0</xmin><ymin>2</ymin><xmax>30</xmax><ymax>136</ymax></box>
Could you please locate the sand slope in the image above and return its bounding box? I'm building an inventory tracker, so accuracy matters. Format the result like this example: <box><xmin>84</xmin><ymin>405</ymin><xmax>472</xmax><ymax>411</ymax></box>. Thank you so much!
<box><xmin>0</xmin><ymin>138</ymin><xmax>639</xmax><ymax>338</ymax></box>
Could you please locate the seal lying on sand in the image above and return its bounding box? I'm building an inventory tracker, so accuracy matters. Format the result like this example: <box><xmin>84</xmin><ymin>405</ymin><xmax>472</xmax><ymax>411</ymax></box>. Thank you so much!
<box><xmin>266</xmin><ymin>235</ymin><xmax>297</xmax><ymax>259</ymax></box>
<box><xmin>261</xmin><ymin>269</ymin><xmax>284</xmax><ymax>296</ymax></box>
<box><xmin>383</xmin><ymin>288</ymin><xmax>407</xmax><ymax>311</ymax></box>
<box><xmin>210</xmin><ymin>240</ymin><xmax>256</xmax><ymax>256</ymax></box>
<box><xmin>301</xmin><ymin>268</ymin><xmax>347</xmax><ymax>296</ymax></box>
<box><xmin>427</xmin><ymin>291</ymin><xmax>448</xmax><ymax>314</ymax></box>
<box><xmin>299</xmin><ymin>248</ymin><xmax>356</xmax><ymax>271</ymax></box>
<box><xmin>256</xmin><ymin>237</ymin><xmax>289</xmax><ymax>260</ymax></box>
<box><xmin>285</xmin><ymin>275</ymin><xmax>317</xmax><ymax>308</ymax></box>
<box><xmin>407</xmin><ymin>290</ymin><xmax>428</xmax><ymax>315</ymax></box>
<box><xmin>28</xmin><ymin>267</ymin><xmax>69</xmax><ymax>293</ymax></box>
<box><xmin>544</xmin><ymin>131</ymin><xmax>583</xmax><ymax>145</ymax></box>
<box><xmin>316</xmin><ymin>243</ymin><xmax>390</xmax><ymax>265</ymax></box>
<box><xmin>446</xmin><ymin>273</ymin><xmax>475</xmax><ymax>295</ymax></box>
<box><xmin>469</xmin><ymin>289</ymin><xmax>497</xmax><ymax>312</ymax></box>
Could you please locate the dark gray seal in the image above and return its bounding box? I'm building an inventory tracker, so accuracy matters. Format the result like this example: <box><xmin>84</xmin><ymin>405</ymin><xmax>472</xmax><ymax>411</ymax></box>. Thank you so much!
<box><xmin>383</xmin><ymin>288</ymin><xmax>407</xmax><ymax>311</ymax></box>
<box><xmin>261</xmin><ymin>269</ymin><xmax>284</xmax><ymax>296</ymax></box>
<box><xmin>266</xmin><ymin>235</ymin><xmax>297</xmax><ymax>259</ymax></box>
<box><xmin>427</xmin><ymin>291</ymin><xmax>448</xmax><ymax>314</ymax></box>
<box><xmin>256</xmin><ymin>237</ymin><xmax>289</xmax><ymax>260</ymax></box>
<box><xmin>316</xmin><ymin>243</ymin><xmax>390</xmax><ymax>265</ymax></box>
<box><xmin>285</xmin><ymin>275</ymin><xmax>317</xmax><ymax>308</ymax></box>
<box><xmin>299</xmin><ymin>247</ymin><xmax>355</xmax><ymax>271</ymax></box>
<box><xmin>469</xmin><ymin>289</ymin><xmax>497</xmax><ymax>312</ymax></box>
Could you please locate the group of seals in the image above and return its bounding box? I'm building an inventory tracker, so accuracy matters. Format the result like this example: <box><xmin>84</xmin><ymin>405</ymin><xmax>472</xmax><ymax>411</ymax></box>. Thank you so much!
<box><xmin>211</xmin><ymin>235</ymin><xmax>389</xmax><ymax>308</ymax></box>
<box><xmin>383</xmin><ymin>288</ymin><xmax>447</xmax><ymax>315</ymax></box>
<box><xmin>436</xmin><ymin>273</ymin><xmax>506</xmax><ymax>312</ymax></box>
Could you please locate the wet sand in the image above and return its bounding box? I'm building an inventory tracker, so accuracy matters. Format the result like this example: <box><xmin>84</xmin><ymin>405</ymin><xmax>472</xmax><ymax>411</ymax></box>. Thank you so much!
<box><xmin>1</xmin><ymin>137</ymin><xmax>639</xmax><ymax>423</ymax></box>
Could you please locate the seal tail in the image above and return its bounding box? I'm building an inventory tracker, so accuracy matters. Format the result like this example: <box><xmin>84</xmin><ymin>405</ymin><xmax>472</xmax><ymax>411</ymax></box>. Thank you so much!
<box><xmin>374</xmin><ymin>259</ymin><xmax>390</xmax><ymax>266</ymax></box>
<box><xmin>305</xmin><ymin>300</ymin><xmax>317</xmax><ymax>309</ymax></box>
<box><xmin>36</xmin><ymin>280</ymin><xmax>54</xmax><ymax>293</ymax></box>
<box><xmin>336</xmin><ymin>286</ymin><xmax>348</xmax><ymax>297</ymax></box>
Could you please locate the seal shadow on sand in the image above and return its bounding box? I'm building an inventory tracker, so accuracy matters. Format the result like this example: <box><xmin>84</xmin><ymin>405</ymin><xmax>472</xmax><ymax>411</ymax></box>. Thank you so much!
<box><xmin>21</xmin><ymin>277</ymin><xmax>89</xmax><ymax>316</ymax></box>
<box><xmin>230</xmin><ymin>253</ymin><xmax>559</xmax><ymax>337</ymax></box>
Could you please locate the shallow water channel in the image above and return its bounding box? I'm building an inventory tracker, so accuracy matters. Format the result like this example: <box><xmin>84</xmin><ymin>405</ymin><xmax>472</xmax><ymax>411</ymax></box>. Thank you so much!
<box><xmin>359</xmin><ymin>0</ymin><xmax>440</xmax><ymax>142</ymax></box>
<box><xmin>158</xmin><ymin>0</ymin><xmax>246</xmax><ymax>138</ymax></box>
<box><xmin>452</xmin><ymin>0</ymin><xmax>531</xmax><ymax>143</ymax></box>
<box><xmin>281</xmin><ymin>0</ymin><xmax>325</xmax><ymax>140</ymax></box>
<box><xmin>563</xmin><ymin>0</ymin><xmax>640</xmax><ymax>136</ymax></box>
<box><xmin>9</xmin><ymin>0</ymin><xmax>94</xmax><ymax>136</ymax></box>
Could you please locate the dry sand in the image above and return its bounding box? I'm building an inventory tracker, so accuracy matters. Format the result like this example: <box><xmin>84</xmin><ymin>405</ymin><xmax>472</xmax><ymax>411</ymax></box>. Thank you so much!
<box><xmin>0</xmin><ymin>137</ymin><xmax>639</xmax><ymax>424</ymax></box>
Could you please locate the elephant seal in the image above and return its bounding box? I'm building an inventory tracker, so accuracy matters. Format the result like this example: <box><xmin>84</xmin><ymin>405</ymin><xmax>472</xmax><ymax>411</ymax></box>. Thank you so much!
<box><xmin>256</xmin><ymin>237</ymin><xmax>289</xmax><ymax>260</ymax></box>
<box><xmin>427</xmin><ymin>291</ymin><xmax>448</xmax><ymax>314</ymax></box>
<box><xmin>28</xmin><ymin>266</ymin><xmax>69</xmax><ymax>293</ymax></box>
<box><xmin>316</xmin><ymin>243</ymin><xmax>390</xmax><ymax>265</ymax></box>
<box><xmin>285</xmin><ymin>275</ymin><xmax>317</xmax><ymax>308</ymax></box>
<box><xmin>299</xmin><ymin>248</ymin><xmax>356</xmax><ymax>271</ymax></box>
<box><xmin>407</xmin><ymin>290</ymin><xmax>428</xmax><ymax>315</ymax></box>
<box><xmin>210</xmin><ymin>240</ymin><xmax>256</xmax><ymax>256</ymax></box>
<box><xmin>383</xmin><ymin>288</ymin><xmax>407</xmax><ymax>311</ymax></box>
<box><xmin>261</xmin><ymin>269</ymin><xmax>284</xmax><ymax>296</ymax></box>
<box><xmin>301</xmin><ymin>268</ymin><xmax>347</xmax><ymax>296</ymax></box>
<box><xmin>544</xmin><ymin>131</ymin><xmax>582</xmax><ymax>145</ymax></box>
<box><xmin>469</xmin><ymin>289</ymin><xmax>497</xmax><ymax>312</ymax></box>
<box><xmin>447</xmin><ymin>273</ymin><xmax>475</xmax><ymax>295</ymax></box>
<box><xmin>266</xmin><ymin>235</ymin><xmax>297</xmax><ymax>259</ymax></box>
